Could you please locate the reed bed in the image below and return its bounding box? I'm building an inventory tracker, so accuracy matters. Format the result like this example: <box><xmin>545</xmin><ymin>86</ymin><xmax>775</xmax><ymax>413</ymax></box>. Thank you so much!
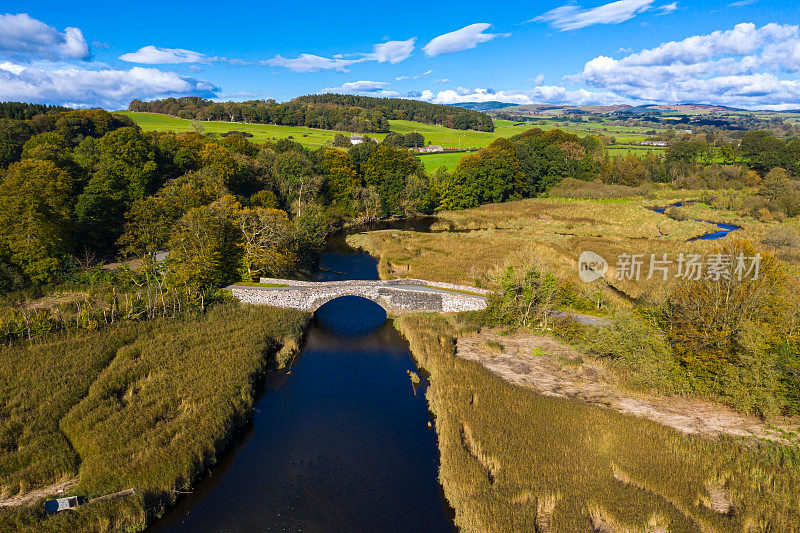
<box><xmin>396</xmin><ymin>313</ymin><xmax>800</xmax><ymax>532</ymax></box>
<box><xmin>0</xmin><ymin>303</ymin><xmax>308</xmax><ymax>532</ymax></box>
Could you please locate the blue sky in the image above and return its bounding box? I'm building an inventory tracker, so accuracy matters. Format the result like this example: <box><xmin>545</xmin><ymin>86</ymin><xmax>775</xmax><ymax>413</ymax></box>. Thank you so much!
<box><xmin>1</xmin><ymin>0</ymin><xmax>799</xmax><ymax>110</ymax></box>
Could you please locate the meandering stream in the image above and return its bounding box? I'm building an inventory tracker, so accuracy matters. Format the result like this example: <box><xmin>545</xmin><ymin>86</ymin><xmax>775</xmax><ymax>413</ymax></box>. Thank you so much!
<box><xmin>149</xmin><ymin>223</ymin><xmax>454</xmax><ymax>532</ymax></box>
<box><xmin>652</xmin><ymin>201</ymin><xmax>741</xmax><ymax>241</ymax></box>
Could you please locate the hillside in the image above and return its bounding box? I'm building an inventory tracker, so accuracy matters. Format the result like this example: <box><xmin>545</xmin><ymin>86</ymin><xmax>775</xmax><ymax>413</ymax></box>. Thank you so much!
<box><xmin>129</xmin><ymin>94</ymin><xmax>494</xmax><ymax>134</ymax></box>
<box><xmin>449</xmin><ymin>101</ymin><xmax>518</xmax><ymax>112</ymax></box>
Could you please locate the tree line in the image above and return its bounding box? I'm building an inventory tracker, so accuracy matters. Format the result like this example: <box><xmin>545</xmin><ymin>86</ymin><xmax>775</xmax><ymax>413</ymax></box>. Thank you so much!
<box><xmin>128</xmin><ymin>94</ymin><xmax>494</xmax><ymax>134</ymax></box>
<box><xmin>2</xmin><ymin>102</ymin><xmax>799</xmax><ymax>296</ymax></box>
<box><xmin>295</xmin><ymin>93</ymin><xmax>495</xmax><ymax>131</ymax></box>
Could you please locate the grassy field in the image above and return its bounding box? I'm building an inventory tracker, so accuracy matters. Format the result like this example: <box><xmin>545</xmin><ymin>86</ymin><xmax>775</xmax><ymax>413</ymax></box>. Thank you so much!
<box><xmin>388</xmin><ymin>119</ymin><xmax>531</xmax><ymax>149</ymax></box>
<box><xmin>122</xmin><ymin>112</ymin><xmax>535</xmax><ymax>151</ymax></box>
<box><xmin>123</xmin><ymin>111</ymin><xmax>668</xmax><ymax>158</ymax></box>
<box><xmin>349</xmin><ymin>193</ymin><xmax>718</xmax><ymax>299</ymax></box>
<box><xmin>396</xmin><ymin>313</ymin><xmax>800</xmax><ymax>532</ymax></box>
<box><xmin>119</xmin><ymin>112</ymin><xmax>357</xmax><ymax>148</ymax></box>
<box><xmin>418</xmin><ymin>152</ymin><xmax>467</xmax><ymax>172</ymax></box>
<box><xmin>0</xmin><ymin>303</ymin><xmax>308</xmax><ymax>532</ymax></box>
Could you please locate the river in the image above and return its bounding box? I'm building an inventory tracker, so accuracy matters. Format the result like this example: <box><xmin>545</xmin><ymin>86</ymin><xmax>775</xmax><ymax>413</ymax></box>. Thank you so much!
<box><xmin>149</xmin><ymin>224</ymin><xmax>455</xmax><ymax>532</ymax></box>
<box><xmin>652</xmin><ymin>201</ymin><xmax>741</xmax><ymax>240</ymax></box>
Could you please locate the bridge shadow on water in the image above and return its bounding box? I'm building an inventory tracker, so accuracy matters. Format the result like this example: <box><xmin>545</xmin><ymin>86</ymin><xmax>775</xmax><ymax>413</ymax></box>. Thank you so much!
<box><xmin>314</xmin><ymin>296</ymin><xmax>387</xmax><ymax>338</ymax></box>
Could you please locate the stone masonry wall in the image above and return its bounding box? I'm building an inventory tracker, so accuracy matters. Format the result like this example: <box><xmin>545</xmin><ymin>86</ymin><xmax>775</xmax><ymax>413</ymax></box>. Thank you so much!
<box><xmin>230</xmin><ymin>278</ymin><xmax>488</xmax><ymax>315</ymax></box>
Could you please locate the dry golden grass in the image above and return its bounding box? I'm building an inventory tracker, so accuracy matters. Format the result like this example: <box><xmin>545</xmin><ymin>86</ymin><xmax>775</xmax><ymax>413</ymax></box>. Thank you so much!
<box><xmin>349</xmin><ymin>195</ymin><xmax>800</xmax><ymax>306</ymax></box>
<box><xmin>0</xmin><ymin>304</ymin><xmax>309</xmax><ymax>532</ymax></box>
<box><xmin>396</xmin><ymin>313</ymin><xmax>800</xmax><ymax>533</ymax></box>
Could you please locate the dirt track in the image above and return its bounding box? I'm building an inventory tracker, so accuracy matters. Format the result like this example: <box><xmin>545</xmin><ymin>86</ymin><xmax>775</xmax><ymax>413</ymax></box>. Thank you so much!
<box><xmin>457</xmin><ymin>331</ymin><xmax>800</xmax><ymax>444</ymax></box>
<box><xmin>0</xmin><ymin>478</ymin><xmax>78</xmax><ymax>508</ymax></box>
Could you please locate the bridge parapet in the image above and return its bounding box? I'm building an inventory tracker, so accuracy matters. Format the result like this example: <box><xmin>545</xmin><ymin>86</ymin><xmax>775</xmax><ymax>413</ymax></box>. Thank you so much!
<box><xmin>228</xmin><ymin>278</ymin><xmax>490</xmax><ymax>315</ymax></box>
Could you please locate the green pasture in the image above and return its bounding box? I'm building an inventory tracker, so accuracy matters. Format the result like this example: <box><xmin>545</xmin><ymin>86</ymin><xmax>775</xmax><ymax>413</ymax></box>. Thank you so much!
<box><xmin>122</xmin><ymin>112</ymin><xmax>534</xmax><ymax>151</ymax></box>
<box><xmin>418</xmin><ymin>152</ymin><xmax>468</xmax><ymax>172</ymax></box>
<box><xmin>121</xmin><ymin>111</ymin><xmax>668</xmax><ymax>156</ymax></box>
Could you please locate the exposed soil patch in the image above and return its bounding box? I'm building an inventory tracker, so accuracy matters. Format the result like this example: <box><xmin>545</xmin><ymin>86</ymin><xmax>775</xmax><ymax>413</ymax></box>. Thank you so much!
<box><xmin>0</xmin><ymin>478</ymin><xmax>78</xmax><ymax>508</ymax></box>
<box><xmin>457</xmin><ymin>331</ymin><xmax>800</xmax><ymax>444</ymax></box>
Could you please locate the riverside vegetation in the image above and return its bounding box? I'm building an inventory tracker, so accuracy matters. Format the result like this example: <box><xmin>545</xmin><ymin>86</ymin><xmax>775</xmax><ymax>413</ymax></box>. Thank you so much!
<box><xmin>0</xmin><ymin>303</ymin><xmax>308</xmax><ymax>531</ymax></box>
<box><xmin>2</xmin><ymin>98</ymin><xmax>800</xmax><ymax>531</ymax></box>
<box><xmin>395</xmin><ymin>313</ymin><xmax>800</xmax><ymax>532</ymax></box>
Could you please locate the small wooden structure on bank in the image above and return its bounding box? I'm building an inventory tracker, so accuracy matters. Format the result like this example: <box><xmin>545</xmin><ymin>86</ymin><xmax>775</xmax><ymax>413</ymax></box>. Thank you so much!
<box><xmin>44</xmin><ymin>488</ymin><xmax>135</xmax><ymax>514</ymax></box>
<box><xmin>44</xmin><ymin>496</ymin><xmax>78</xmax><ymax>514</ymax></box>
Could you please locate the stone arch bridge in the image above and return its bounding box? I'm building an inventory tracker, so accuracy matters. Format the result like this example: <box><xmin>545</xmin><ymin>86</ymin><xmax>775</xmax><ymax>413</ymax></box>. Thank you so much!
<box><xmin>228</xmin><ymin>278</ymin><xmax>491</xmax><ymax>315</ymax></box>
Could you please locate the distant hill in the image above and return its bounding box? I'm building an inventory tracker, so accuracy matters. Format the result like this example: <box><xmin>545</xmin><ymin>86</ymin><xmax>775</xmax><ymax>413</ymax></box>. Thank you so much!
<box><xmin>450</xmin><ymin>101</ymin><xmax>519</xmax><ymax>112</ymax></box>
<box><xmin>489</xmin><ymin>103</ymin><xmax>758</xmax><ymax>118</ymax></box>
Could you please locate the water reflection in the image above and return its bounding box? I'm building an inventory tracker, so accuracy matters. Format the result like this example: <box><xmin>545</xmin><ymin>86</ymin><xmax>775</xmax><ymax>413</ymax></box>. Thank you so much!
<box><xmin>150</xmin><ymin>263</ymin><xmax>454</xmax><ymax>532</ymax></box>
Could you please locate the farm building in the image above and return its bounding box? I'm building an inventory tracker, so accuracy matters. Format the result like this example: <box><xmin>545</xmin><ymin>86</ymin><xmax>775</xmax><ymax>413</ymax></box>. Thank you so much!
<box><xmin>350</xmin><ymin>135</ymin><xmax>364</xmax><ymax>145</ymax></box>
<box><xmin>640</xmin><ymin>140</ymin><xmax>668</xmax><ymax>147</ymax></box>
<box><xmin>415</xmin><ymin>145</ymin><xmax>444</xmax><ymax>153</ymax></box>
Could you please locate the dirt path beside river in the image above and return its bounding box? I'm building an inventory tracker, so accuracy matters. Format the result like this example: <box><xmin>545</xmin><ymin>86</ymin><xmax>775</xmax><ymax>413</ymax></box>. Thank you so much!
<box><xmin>457</xmin><ymin>331</ymin><xmax>800</xmax><ymax>444</ymax></box>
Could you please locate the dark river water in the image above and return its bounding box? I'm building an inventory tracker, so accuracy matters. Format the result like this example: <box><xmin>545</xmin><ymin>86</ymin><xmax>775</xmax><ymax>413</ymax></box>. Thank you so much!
<box><xmin>150</xmin><ymin>223</ymin><xmax>455</xmax><ymax>532</ymax></box>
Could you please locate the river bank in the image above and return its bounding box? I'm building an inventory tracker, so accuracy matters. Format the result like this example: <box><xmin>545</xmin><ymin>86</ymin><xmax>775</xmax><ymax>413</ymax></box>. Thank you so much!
<box><xmin>0</xmin><ymin>305</ymin><xmax>309</xmax><ymax>532</ymax></box>
<box><xmin>455</xmin><ymin>328</ymin><xmax>800</xmax><ymax>444</ymax></box>
<box><xmin>395</xmin><ymin>313</ymin><xmax>800</xmax><ymax>532</ymax></box>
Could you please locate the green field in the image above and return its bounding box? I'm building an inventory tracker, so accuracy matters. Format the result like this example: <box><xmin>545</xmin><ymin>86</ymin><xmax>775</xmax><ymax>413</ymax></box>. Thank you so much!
<box><xmin>122</xmin><ymin>112</ymin><xmax>666</xmax><ymax>157</ymax></box>
<box><xmin>119</xmin><ymin>112</ymin><xmax>356</xmax><ymax>148</ymax></box>
<box><xmin>387</xmin><ymin>119</ymin><xmax>531</xmax><ymax>149</ymax></box>
<box><xmin>418</xmin><ymin>152</ymin><xmax>468</xmax><ymax>172</ymax></box>
<box><xmin>121</xmin><ymin>112</ymin><xmax>533</xmax><ymax>151</ymax></box>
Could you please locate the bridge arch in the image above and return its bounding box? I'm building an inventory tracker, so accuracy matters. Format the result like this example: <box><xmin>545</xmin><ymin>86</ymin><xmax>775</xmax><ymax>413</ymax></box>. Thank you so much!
<box><xmin>312</xmin><ymin>295</ymin><xmax>388</xmax><ymax>337</ymax></box>
<box><xmin>307</xmin><ymin>292</ymin><xmax>390</xmax><ymax>314</ymax></box>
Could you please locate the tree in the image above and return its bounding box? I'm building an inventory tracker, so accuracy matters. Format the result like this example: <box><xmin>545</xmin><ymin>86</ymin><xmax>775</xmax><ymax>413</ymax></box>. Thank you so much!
<box><xmin>239</xmin><ymin>207</ymin><xmax>296</xmax><ymax>280</ymax></box>
<box><xmin>0</xmin><ymin>118</ymin><xmax>35</xmax><ymax>167</ymax></box>
<box><xmin>320</xmin><ymin>149</ymin><xmax>359</xmax><ymax>206</ymax></box>
<box><xmin>667</xmin><ymin>241</ymin><xmax>789</xmax><ymax>381</ymax></box>
<box><xmin>332</xmin><ymin>133</ymin><xmax>351</xmax><ymax>148</ymax></box>
<box><xmin>363</xmin><ymin>144</ymin><xmax>422</xmax><ymax>217</ymax></box>
<box><xmin>76</xmin><ymin>170</ymin><xmax>129</xmax><ymax>253</ymax></box>
<box><xmin>0</xmin><ymin>160</ymin><xmax>73</xmax><ymax>283</ymax></box>
<box><xmin>741</xmin><ymin>131</ymin><xmax>786</xmax><ymax>174</ymax></box>
<box><xmin>118</xmin><ymin>196</ymin><xmax>177</xmax><ymax>257</ymax></box>
<box><xmin>273</xmin><ymin>150</ymin><xmax>318</xmax><ymax>216</ymax></box>
<box><xmin>448</xmin><ymin>138</ymin><xmax>524</xmax><ymax>206</ymax></box>
<box><xmin>95</xmin><ymin>127</ymin><xmax>160</xmax><ymax>201</ymax></box>
<box><xmin>404</xmin><ymin>132</ymin><xmax>425</xmax><ymax>149</ymax></box>
<box><xmin>168</xmin><ymin>196</ymin><xmax>243</xmax><ymax>287</ymax></box>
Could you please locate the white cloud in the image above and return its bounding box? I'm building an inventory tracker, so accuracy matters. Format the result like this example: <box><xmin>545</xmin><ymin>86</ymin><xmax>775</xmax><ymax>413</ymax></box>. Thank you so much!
<box><xmin>396</xmin><ymin>75</ymin><xmax>410</xmax><ymax>81</ymax></box>
<box><xmin>423</xmin><ymin>23</ymin><xmax>508</xmax><ymax>56</ymax></box>
<box><xmin>531</xmin><ymin>73</ymin><xmax>546</xmax><ymax>85</ymax></box>
<box><xmin>119</xmin><ymin>45</ymin><xmax>210</xmax><ymax>64</ymax></box>
<box><xmin>572</xmin><ymin>23</ymin><xmax>800</xmax><ymax>108</ymax></box>
<box><xmin>656</xmin><ymin>2</ymin><xmax>678</xmax><ymax>14</ymax></box>
<box><xmin>368</xmin><ymin>38</ymin><xmax>416</xmax><ymax>63</ymax></box>
<box><xmin>729</xmin><ymin>0</ymin><xmax>756</xmax><ymax>6</ymax></box>
<box><xmin>323</xmin><ymin>80</ymin><xmax>400</xmax><ymax>97</ymax></box>
<box><xmin>436</xmin><ymin>78</ymin><xmax>449</xmax><ymax>83</ymax></box>
<box><xmin>265</xmin><ymin>53</ymin><xmax>357</xmax><ymax>72</ymax></box>
<box><xmin>326</xmin><ymin>80</ymin><xmax>390</xmax><ymax>92</ymax></box>
<box><xmin>534</xmin><ymin>0</ymin><xmax>654</xmax><ymax>31</ymax></box>
<box><xmin>418</xmin><ymin>85</ymin><xmax>625</xmax><ymax>106</ymax></box>
<box><xmin>0</xmin><ymin>13</ymin><xmax>88</xmax><ymax>60</ymax></box>
<box><xmin>266</xmin><ymin>38</ymin><xmax>415</xmax><ymax>72</ymax></box>
<box><xmin>0</xmin><ymin>62</ymin><xmax>217</xmax><ymax>109</ymax></box>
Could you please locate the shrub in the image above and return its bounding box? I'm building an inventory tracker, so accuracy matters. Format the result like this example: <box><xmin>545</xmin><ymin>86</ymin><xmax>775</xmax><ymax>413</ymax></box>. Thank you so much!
<box><xmin>762</xmin><ymin>226</ymin><xmax>800</xmax><ymax>248</ymax></box>
<box><xmin>586</xmin><ymin>310</ymin><xmax>683</xmax><ymax>394</ymax></box>
<box><xmin>664</xmin><ymin>206</ymin><xmax>688</xmax><ymax>221</ymax></box>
